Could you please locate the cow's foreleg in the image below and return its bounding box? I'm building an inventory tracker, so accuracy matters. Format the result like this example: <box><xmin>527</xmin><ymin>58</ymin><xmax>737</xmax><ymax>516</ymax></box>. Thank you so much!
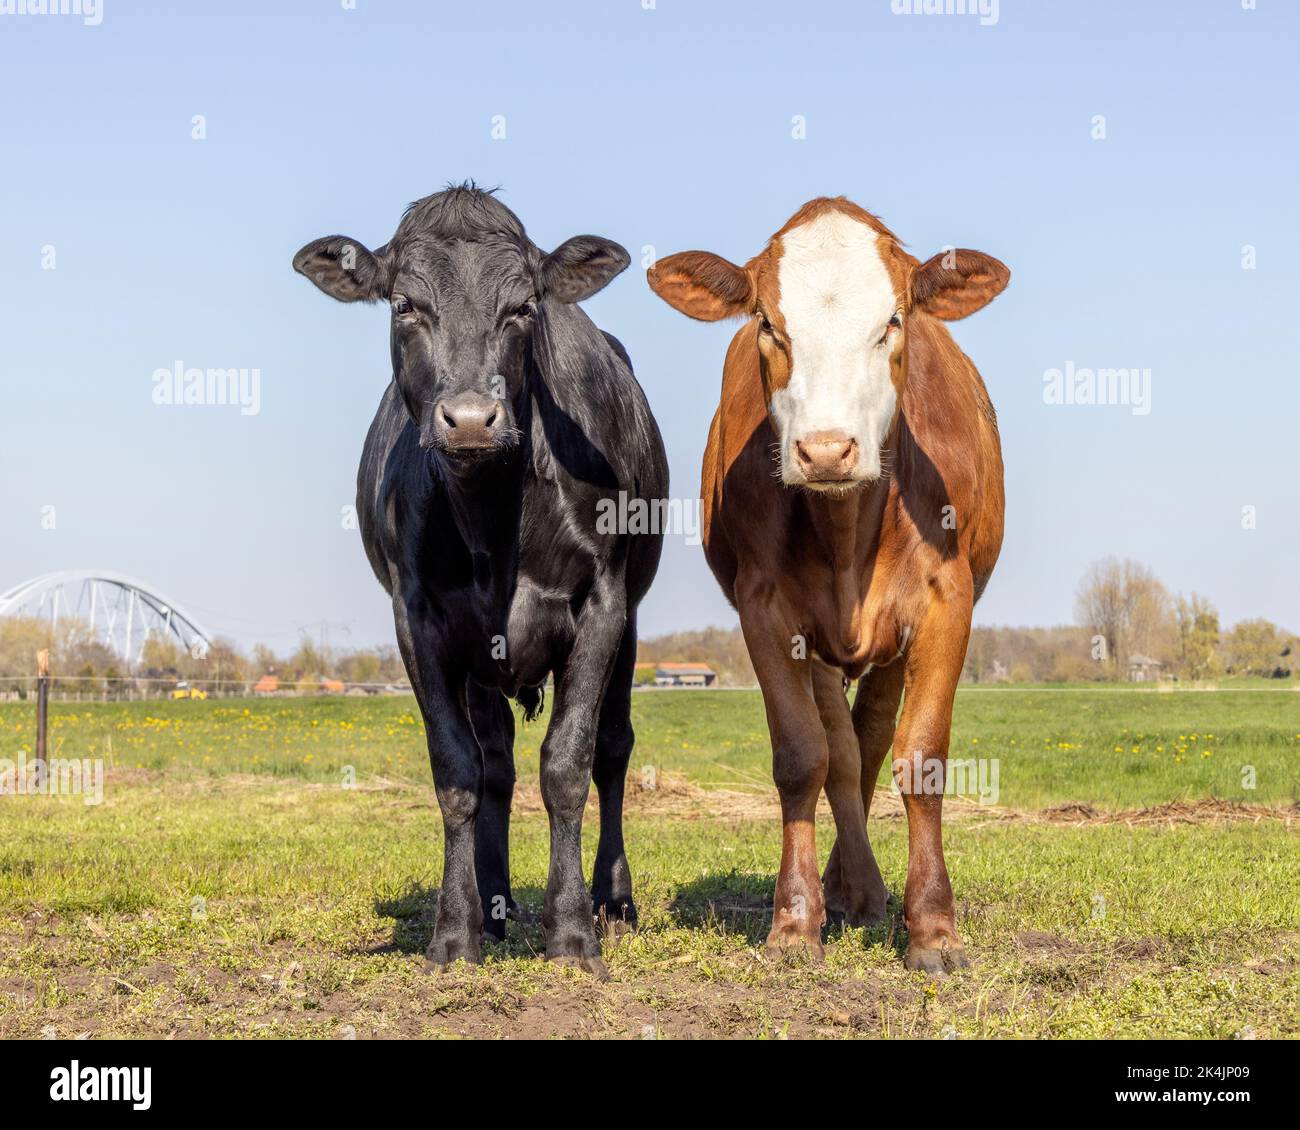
<box><xmin>393</xmin><ymin>596</ymin><xmax>485</xmax><ymax>968</ymax></box>
<box><xmin>590</xmin><ymin>616</ymin><xmax>638</xmax><ymax>935</ymax></box>
<box><xmin>892</xmin><ymin>570</ymin><xmax>973</xmax><ymax>975</ymax></box>
<box><xmin>539</xmin><ymin>571</ymin><xmax>626</xmax><ymax>977</ymax></box>
<box><xmin>739</xmin><ymin>582</ymin><xmax>828</xmax><ymax>958</ymax></box>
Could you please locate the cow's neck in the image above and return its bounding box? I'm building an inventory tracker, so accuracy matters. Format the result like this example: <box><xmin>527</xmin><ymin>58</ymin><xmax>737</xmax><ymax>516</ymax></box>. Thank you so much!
<box><xmin>432</xmin><ymin>389</ymin><xmax>532</xmax><ymax>587</ymax></box>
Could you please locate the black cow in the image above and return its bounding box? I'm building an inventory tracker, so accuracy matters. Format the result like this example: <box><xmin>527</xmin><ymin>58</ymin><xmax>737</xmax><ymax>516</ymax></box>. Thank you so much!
<box><xmin>293</xmin><ymin>186</ymin><xmax>667</xmax><ymax>976</ymax></box>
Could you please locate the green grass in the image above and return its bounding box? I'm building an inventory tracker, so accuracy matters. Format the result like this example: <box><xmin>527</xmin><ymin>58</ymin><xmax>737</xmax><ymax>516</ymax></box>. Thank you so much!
<box><xmin>0</xmin><ymin>690</ymin><xmax>1296</xmax><ymax>1038</ymax></box>
<box><xmin>8</xmin><ymin>686</ymin><xmax>1295</xmax><ymax>807</ymax></box>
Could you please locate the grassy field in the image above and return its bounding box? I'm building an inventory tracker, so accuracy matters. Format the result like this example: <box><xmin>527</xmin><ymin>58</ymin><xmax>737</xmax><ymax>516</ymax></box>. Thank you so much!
<box><xmin>0</xmin><ymin>687</ymin><xmax>1296</xmax><ymax>1039</ymax></box>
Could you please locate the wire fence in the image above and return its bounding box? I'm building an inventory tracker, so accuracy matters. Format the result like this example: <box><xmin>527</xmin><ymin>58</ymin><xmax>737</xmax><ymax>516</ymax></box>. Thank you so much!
<box><xmin>0</xmin><ymin>674</ymin><xmax>412</xmax><ymax>702</ymax></box>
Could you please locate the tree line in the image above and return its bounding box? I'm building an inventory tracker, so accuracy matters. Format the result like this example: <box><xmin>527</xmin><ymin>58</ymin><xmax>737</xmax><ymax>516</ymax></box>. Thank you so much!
<box><xmin>0</xmin><ymin>556</ymin><xmax>1292</xmax><ymax>687</ymax></box>
<box><xmin>0</xmin><ymin>617</ymin><xmax>408</xmax><ymax>689</ymax></box>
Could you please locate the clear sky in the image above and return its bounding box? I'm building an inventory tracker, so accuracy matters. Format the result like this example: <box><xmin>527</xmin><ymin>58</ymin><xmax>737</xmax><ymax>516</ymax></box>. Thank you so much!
<box><xmin>1</xmin><ymin>0</ymin><xmax>1296</xmax><ymax>651</ymax></box>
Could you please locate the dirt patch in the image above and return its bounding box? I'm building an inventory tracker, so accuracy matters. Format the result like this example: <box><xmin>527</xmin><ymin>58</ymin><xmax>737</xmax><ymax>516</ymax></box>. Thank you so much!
<box><xmin>90</xmin><ymin>768</ymin><xmax>1299</xmax><ymax>830</ymax></box>
<box><xmin>612</xmin><ymin>780</ymin><xmax>1299</xmax><ymax>829</ymax></box>
<box><xmin>1037</xmin><ymin>798</ymin><xmax>1298</xmax><ymax>828</ymax></box>
<box><xmin>1015</xmin><ymin>931</ymin><xmax>1085</xmax><ymax>956</ymax></box>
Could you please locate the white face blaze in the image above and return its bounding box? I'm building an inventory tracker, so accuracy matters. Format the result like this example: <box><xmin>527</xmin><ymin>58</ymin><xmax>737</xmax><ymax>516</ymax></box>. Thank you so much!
<box><xmin>770</xmin><ymin>211</ymin><xmax>901</xmax><ymax>489</ymax></box>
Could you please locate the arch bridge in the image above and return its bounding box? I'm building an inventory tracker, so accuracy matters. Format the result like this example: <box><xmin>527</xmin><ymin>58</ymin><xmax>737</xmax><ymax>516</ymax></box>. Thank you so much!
<box><xmin>0</xmin><ymin>570</ymin><xmax>213</xmax><ymax>666</ymax></box>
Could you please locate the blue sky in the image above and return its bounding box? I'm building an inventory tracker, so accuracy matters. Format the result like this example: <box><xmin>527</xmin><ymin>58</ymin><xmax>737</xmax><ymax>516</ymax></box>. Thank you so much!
<box><xmin>1</xmin><ymin>0</ymin><xmax>1296</xmax><ymax>650</ymax></box>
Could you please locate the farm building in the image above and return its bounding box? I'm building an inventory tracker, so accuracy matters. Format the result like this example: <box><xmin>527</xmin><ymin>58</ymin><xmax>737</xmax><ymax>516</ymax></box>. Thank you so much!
<box><xmin>1127</xmin><ymin>654</ymin><xmax>1164</xmax><ymax>682</ymax></box>
<box><xmin>653</xmin><ymin>662</ymin><xmax>717</xmax><ymax>687</ymax></box>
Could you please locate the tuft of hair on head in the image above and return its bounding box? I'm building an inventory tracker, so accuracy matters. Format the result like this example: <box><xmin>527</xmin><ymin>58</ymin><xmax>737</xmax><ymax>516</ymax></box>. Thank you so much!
<box><xmin>398</xmin><ymin>182</ymin><xmax>524</xmax><ymax>243</ymax></box>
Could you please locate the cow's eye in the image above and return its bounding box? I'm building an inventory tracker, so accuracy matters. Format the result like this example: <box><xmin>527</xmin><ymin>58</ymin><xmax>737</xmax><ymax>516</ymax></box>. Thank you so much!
<box><xmin>757</xmin><ymin>313</ymin><xmax>774</xmax><ymax>335</ymax></box>
<box><xmin>879</xmin><ymin>312</ymin><xmax>902</xmax><ymax>345</ymax></box>
<box><xmin>514</xmin><ymin>300</ymin><xmax>537</xmax><ymax>321</ymax></box>
<box><xmin>391</xmin><ymin>296</ymin><xmax>413</xmax><ymax>318</ymax></box>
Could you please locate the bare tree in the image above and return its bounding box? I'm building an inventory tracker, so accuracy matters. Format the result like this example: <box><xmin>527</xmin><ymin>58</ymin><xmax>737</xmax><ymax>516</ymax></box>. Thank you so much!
<box><xmin>1075</xmin><ymin>557</ymin><xmax>1171</xmax><ymax>678</ymax></box>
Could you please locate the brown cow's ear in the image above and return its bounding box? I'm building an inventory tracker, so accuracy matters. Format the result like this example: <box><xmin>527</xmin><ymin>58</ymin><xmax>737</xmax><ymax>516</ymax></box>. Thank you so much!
<box><xmin>647</xmin><ymin>251</ymin><xmax>753</xmax><ymax>322</ymax></box>
<box><xmin>909</xmin><ymin>249</ymin><xmax>1010</xmax><ymax>321</ymax></box>
<box><xmin>293</xmin><ymin>236</ymin><xmax>389</xmax><ymax>303</ymax></box>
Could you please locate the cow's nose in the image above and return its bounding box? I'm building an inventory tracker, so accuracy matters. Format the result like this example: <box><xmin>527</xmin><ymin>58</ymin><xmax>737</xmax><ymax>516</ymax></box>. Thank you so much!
<box><xmin>434</xmin><ymin>393</ymin><xmax>504</xmax><ymax>452</ymax></box>
<box><xmin>793</xmin><ymin>431</ymin><xmax>859</xmax><ymax>481</ymax></box>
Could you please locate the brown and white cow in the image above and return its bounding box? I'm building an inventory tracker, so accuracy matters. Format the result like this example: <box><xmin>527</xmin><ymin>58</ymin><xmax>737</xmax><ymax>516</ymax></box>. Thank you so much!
<box><xmin>648</xmin><ymin>197</ymin><xmax>1009</xmax><ymax>973</ymax></box>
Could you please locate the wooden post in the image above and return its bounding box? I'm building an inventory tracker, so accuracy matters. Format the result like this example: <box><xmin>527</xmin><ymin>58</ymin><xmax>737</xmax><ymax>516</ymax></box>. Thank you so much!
<box><xmin>35</xmin><ymin>649</ymin><xmax>49</xmax><ymax>771</ymax></box>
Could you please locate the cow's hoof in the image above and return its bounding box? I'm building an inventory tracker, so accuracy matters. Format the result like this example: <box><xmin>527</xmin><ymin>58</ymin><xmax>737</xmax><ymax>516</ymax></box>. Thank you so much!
<box><xmin>764</xmin><ymin>933</ymin><xmax>825</xmax><ymax>963</ymax></box>
<box><xmin>837</xmin><ymin>903</ymin><xmax>888</xmax><ymax>930</ymax></box>
<box><xmin>480</xmin><ymin>897</ymin><xmax>519</xmax><ymax>942</ymax></box>
<box><xmin>422</xmin><ymin>955</ymin><xmax>479</xmax><ymax>975</ymax></box>
<box><xmin>904</xmin><ymin>943</ymin><xmax>971</xmax><ymax>977</ymax></box>
<box><xmin>594</xmin><ymin>902</ymin><xmax>637</xmax><ymax>944</ymax></box>
<box><xmin>423</xmin><ymin>934</ymin><xmax>481</xmax><ymax>971</ymax></box>
<box><xmin>827</xmin><ymin>884</ymin><xmax>888</xmax><ymax>931</ymax></box>
<box><xmin>548</xmin><ymin>953</ymin><xmax>611</xmax><ymax>981</ymax></box>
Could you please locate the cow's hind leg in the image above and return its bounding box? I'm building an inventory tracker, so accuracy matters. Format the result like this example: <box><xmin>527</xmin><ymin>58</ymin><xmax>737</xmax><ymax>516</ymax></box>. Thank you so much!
<box><xmin>824</xmin><ymin>660</ymin><xmax>907</xmax><ymax>924</ymax></box>
<box><xmin>468</xmin><ymin>682</ymin><xmax>516</xmax><ymax>942</ymax></box>
<box><xmin>815</xmin><ymin>662</ymin><xmax>886</xmax><ymax>928</ymax></box>
<box><xmin>591</xmin><ymin>616</ymin><xmax>638</xmax><ymax>935</ymax></box>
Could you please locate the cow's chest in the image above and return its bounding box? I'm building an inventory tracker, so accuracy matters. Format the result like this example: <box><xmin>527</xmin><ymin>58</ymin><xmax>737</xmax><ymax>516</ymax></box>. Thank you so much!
<box><xmin>498</xmin><ymin>487</ymin><xmax>595</xmax><ymax>688</ymax></box>
<box><xmin>801</xmin><ymin>577</ymin><xmax>915</xmax><ymax>677</ymax></box>
<box><xmin>786</xmin><ymin>532</ymin><xmax>936</xmax><ymax>678</ymax></box>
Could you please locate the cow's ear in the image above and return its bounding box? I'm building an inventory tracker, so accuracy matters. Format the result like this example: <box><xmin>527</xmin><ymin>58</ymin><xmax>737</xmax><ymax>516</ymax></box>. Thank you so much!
<box><xmin>908</xmin><ymin>249</ymin><xmax>1009</xmax><ymax>321</ymax></box>
<box><xmin>647</xmin><ymin>251</ymin><xmax>753</xmax><ymax>322</ymax></box>
<box><xmin>541</xmin><ymin>236</ymin><xmax>630</xmax><ymax>303</ymax></box>
<box><xmin>292</xmin><ymin>236</ymin><xmax>389</xmax><ymax>303</ymax></box>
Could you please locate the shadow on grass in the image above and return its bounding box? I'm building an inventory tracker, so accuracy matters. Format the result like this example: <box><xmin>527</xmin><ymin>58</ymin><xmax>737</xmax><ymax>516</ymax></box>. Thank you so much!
<box><xmin>669</xmin><ymin>871</ymin><xmax>907</xmax><ymax>955</ymax></box>
<box><xmin>371</xmin><ymin>873</ymin><xmax>906</xmax><ymax>959</ymax></box>
<box><xmin>371</xmin><ymin>880</ymin><xmax>549</xmax><ymax>959</ymax></box>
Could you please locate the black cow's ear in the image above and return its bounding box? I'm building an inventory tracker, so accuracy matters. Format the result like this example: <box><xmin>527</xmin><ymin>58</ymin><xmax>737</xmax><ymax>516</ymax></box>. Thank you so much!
<box><xmin>292</xmin><ymin>236</ymin><xmax>389</xmax><ymax>303</ymax></box>
<box><xmin>541</xmin><ymin>236</ymin><xmax>630</xmax><ymax>303</ymax></box>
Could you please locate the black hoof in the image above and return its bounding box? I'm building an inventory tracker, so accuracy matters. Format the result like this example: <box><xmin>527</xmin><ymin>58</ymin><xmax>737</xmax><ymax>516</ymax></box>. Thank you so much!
<box><xmin>424</xmin><ymin>932</ymin><xmax>481</xmax><ymax>970</ymax></box>
<box><xmin>594</xmin><ymin>900</ymin><xmax>638</xmax><ymax>942</ymax></box>
<box><xmin>479</xmin><ymin>895</ymin><xmax>519</xmax><ymax>942</ymax></box>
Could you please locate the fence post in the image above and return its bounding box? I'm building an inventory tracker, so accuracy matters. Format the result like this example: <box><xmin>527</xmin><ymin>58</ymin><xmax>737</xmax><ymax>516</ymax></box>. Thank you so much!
<box><xmin>35</xmin><ymin>649</ymin><xmax>50</xmax><ymax>771</ymax></box>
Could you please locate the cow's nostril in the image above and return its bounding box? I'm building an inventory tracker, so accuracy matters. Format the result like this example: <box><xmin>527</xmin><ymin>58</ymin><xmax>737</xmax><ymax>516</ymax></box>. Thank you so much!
<box><xmin>437</xmin><ymin>403</ymin><xmax>456</xmax><ymax>429</ymax></box>
<box><xmin>485</xmin><ymin>405</ymin><xmax>499</xmax><ymax>429</ymax></box>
